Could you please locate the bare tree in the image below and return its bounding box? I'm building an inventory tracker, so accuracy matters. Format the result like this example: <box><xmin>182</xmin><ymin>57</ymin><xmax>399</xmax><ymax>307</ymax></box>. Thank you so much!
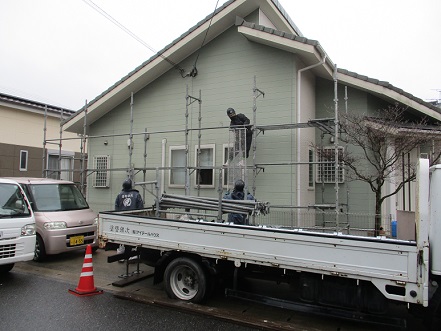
<box><xmin>317</xmin><ymin>105</ymin><xmax>441</xmax><ymax>233</ymax></box>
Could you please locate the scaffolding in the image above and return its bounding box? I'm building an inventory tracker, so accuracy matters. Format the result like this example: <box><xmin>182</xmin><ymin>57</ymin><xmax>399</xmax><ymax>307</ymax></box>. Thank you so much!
<box><xmin>43</xmin><ymin>76</ymin><xmax>374</xmax><ymax>234</ymax></box>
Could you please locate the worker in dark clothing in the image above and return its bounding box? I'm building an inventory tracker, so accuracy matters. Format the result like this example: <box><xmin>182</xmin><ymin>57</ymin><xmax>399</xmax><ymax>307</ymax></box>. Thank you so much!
<box><xmin>223</xmin><ymin>179</ymin><xmax>254</xmax><ymax>225</ymax></box>
<box><xmin>114</xmin><ymin>178</ymin><xmax>144</xmax><ymax>260</ymax></box>
<box><xmin>227</xmin><ymin>107</ymin><xmax>253</xmax><ymax>158</ymax></box>
<box><xmin>115</xmin><ymin>178</ymin><xmax>144</xmax><ymax>211</ymax></box>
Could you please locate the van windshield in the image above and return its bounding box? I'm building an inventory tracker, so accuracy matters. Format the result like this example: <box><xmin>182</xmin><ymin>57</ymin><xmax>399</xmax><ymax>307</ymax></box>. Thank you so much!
<box><xmin>29</xmin><ymin>184</ymin><xmax>89</xmax><ymax>212</ymax></box>
<box><xmin>0</xmin><ymin>183</ymin><xmax>31</xmax><ymax>217</ymax></box>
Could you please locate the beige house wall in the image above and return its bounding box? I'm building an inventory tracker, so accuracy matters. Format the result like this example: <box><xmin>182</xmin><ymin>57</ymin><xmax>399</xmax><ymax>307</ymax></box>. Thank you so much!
<box><xmin>0</xmin><ymin>104</ymin><xmax>81</xmax><ymax>152</ymax></box>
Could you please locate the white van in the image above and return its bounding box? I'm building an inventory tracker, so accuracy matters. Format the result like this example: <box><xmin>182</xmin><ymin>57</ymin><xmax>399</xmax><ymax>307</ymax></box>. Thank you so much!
<box><xmin>5</xmin><ymin>178</ymin><xmax>99</xmax><ymax>261</ymax></box>
<box><xmin>0</xmin><ymin>178</ymin><xmax>36</xmax><ymax>274</ymax></box>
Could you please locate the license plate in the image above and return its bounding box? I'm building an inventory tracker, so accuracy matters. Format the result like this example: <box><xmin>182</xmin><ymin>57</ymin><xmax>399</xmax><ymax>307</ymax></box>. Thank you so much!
<box><xmin>70</xmin><ymin>235</ymin><xmax>84</xmax><ymax>246</ymax></box>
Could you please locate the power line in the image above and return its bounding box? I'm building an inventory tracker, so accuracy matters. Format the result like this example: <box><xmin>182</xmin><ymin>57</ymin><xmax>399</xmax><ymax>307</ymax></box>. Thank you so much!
<box><xmin>81</xmin><ymin>0</ymin><xmax>186</xmax><ymax>76</ymax></box>
<box><xmin>191</xmin><ymin>0</ymin><xmax>220</xmax><ymax>77</ymax></box>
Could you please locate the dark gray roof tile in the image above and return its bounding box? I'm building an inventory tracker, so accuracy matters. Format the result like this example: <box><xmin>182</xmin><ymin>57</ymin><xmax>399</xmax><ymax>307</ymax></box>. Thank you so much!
<box><xmin>337</xmin><ymin>68</ymin><xmax>440</xmax><ymax>114</ymax></box>
<box><xmin>0</xmin><ymin>92</ymin><xmax>74</xmax><ymax>116</ymax></box>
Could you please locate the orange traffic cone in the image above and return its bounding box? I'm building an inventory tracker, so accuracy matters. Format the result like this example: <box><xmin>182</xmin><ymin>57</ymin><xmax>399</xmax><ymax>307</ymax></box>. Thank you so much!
<box><xmin>68</xmin><ymin>244</ymin><xmax>103</xmax><ymax>296</ymax></box>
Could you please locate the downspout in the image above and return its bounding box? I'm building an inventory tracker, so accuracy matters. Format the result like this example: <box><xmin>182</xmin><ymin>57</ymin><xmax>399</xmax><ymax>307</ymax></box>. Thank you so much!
<box><xmin>161</xmin><ymin>138</ymin><xmax>167</xmax><ymax>194</ymax></box>
<box><xmin>296</xmin><ymin>55</ymin><xmax>327</xmax><ymax>210</ymax></box>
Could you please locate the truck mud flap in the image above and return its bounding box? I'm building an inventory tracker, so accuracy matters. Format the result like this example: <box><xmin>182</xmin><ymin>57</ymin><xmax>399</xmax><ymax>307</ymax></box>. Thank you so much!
<box><xmin>225</xmin><ymin>288</ymin><xmax>407</xmax><ymax>330</ymax></box>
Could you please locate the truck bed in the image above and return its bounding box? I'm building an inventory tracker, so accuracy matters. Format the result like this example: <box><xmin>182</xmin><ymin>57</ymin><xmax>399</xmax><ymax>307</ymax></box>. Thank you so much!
<box><xmin>99</xmin><ymin>208</ymin><xmax>424</xmax><ymax>305</ymax></box>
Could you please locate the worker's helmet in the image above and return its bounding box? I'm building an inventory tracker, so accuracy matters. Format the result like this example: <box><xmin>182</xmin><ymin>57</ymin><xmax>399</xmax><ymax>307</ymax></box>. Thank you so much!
<box><xmin>226</xmin><ymin>108</ymin><xmax>236</xmax><ymax>117</ymax></box>
<box><xmin>234</xmin><ymin>179</ymin><xmax>245</xmax><ymax>192</ymax></box>
<box><xmin>122</xmin><ymin>178</ymin><xmax>132</xmax><ymax>190</ymax></box>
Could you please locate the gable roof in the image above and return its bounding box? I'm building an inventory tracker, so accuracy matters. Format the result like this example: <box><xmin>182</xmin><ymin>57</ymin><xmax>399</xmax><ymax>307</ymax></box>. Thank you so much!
<box><xmin>63</xmin><ymin>0</ymin><xmax>304</xmax><ymax>133</ymax></box>
<box><xmin>63</xmin><ymin>0</ymin><xmax>441</xmax><ymax>133</ymax></box>
<box><xmin>0</xmin><ymin>92</ymin><xmax>75</xmax><ymax>119</ymax></box>
<box><xmin>235</xmin><ymin>19</ymin><xmax>441</xmax><ymax>121</ymax></box>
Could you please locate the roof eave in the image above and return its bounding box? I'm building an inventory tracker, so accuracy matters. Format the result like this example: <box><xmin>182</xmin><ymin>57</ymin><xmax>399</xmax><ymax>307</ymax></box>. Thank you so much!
<box><xmin>63</xmin><ymin>0</ymin><xmax>301</xmax><ymax>133</ymax></box>
<box><xmin>338</xmin><ymin>72</ymin><xmax>441</xmax><ymax>122</ymax></box>
<box><xmin>237</xmin><ymin>23</ymin><xmax>335</xmax><ymax>77</ymax></box>
<box><xmin>237</xmin><ymin>22</ymin><xmax>441</xmax><ymax>122</ymax></box>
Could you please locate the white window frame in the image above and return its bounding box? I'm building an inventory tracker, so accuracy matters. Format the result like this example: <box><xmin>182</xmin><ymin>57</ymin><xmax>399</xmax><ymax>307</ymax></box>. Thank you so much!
<box><xmin>47</xmin><ymin>149</ymin><xmax>74</xmax><ymax>181</ymax></box>
<box><xmin>169</xmin><ymin>145</ymin><xmax>186</xmax><ymax>188</ymax></box>
<box><xmin>19</xmin><ymin>150</ymin><xmax>28</xmax><ymax>171</ymax></box>
<box><xmin>316</xmin><ymin>146</ymin><xmax>345</xmax><ymax>184</ymax></box>
<box><xmin>194</xmin><ymin>144</ymin><xmax>215</xmax><ymax>188</ymax></box>
<box><xmin>93</xmin><ymin>155</ymin><xmax>110</xmax><ymax>188</ymax></box>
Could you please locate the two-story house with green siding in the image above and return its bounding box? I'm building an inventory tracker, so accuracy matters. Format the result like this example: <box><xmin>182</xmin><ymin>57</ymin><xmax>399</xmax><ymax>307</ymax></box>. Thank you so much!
<box><xmin>63</xmin><ymin>0</ymin><xmax>441</xmax><ymax>234</ymax></box>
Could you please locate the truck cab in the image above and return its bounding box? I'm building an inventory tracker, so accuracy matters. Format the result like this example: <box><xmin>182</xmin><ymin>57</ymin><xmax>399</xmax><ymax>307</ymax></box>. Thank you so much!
<box><xmin>0</xmin><ymin>178</ymin><xmax>36</xmax><ymax>273</ymax></box>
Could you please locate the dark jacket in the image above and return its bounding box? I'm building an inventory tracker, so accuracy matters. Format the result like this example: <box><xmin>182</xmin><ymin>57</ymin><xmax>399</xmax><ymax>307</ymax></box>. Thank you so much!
<box><xmin>223</xmin><ymin>190</ymin><xmax>254</xmax><ymax>225</ymax></box>
<box><xmin>115</xmin><ymin>189</ymin><xmax>144</xmax><ymax>211</ymax></box>
<box><xmin>229</xmin><ymin>113</ymin><xmax>251</xmax><ymax>130</ymax></box>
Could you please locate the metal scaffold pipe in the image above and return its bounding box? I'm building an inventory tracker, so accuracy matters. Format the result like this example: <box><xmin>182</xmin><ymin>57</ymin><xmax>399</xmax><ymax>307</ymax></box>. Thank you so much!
<box><xmin>158</xmin><ymin>193</ymin><xmax>269</xmax><ymax>218</ymax></box>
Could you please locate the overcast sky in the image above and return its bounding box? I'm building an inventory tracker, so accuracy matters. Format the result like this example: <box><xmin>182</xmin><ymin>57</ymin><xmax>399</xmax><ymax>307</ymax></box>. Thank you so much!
<box><xmin>1</xmin><ymin>0</ymin><xmax>440</xmax><ymax>110</ymax></box>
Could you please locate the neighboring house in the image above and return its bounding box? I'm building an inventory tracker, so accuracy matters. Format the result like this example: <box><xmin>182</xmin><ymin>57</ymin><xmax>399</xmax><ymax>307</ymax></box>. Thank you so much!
<box><xmin>63</xmin><ymin>0</ymin><xmax>441</xmax><ymax>229</ymax></box>
<box><xmin>0</xmin><ymin>93</ymin><xmax>83</xmax><ymax>182</ymax></box>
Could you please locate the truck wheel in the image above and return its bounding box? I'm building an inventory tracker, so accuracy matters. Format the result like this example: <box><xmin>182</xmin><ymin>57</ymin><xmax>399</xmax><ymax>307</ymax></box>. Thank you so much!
<box><xmin>0</xmin><ymin>263</ymin><xmax>14</xmax><ymax>274</ymax></box>
<box><xmin>164</xmin><ymin>257</ymin><xmax>207</xmax><ymax>303</ymax></box>
<box><xmin>34</xmin><ymin>235</ymin><xmax>46</xmax><ymax>262</ymax></box>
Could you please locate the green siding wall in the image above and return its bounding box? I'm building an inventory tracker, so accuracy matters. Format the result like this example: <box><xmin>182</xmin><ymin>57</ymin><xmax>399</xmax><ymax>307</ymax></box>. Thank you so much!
<box><xmin>87</xmin><ymin>26</ymin><xmax>322</xmax><ymax>213</ymax></box>
<box><xmin>314</xmin><ymin>77</ymin><xmax>407</xmax><ymax>216</ymax></box>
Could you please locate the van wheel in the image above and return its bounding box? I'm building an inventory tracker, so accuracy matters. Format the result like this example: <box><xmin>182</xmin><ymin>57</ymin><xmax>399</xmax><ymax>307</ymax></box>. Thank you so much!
<box><xmin>164</xmin><ymin>257</ymin><xmax>207</xmax><ymax>303</ymax></box>
<box><xmin>34</xmin><ymin>235</ymin><xmax>46</xmax><ymax>262</ymax></box>
<box><xmin>0</xmin><ymin>263</ymin><xmax>14</xmax><ymax>274</ymax></box>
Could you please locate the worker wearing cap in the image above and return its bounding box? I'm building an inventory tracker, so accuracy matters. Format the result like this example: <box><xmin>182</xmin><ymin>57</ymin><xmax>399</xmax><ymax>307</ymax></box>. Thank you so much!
<box><xmin>226</xmin><ymin>107</ymin><xmax>253</xmax><ymax>158</ymax></box>
<box><xmin>113</xmin><ymin>178</ymin><xmax>144</xmax><ymax>259</ymax></box>
<box><xmin>115</xmin><ymin>178</ymin><xmax>144</xmax><ymax>211</ymax></box>
<box><xmin>223</xmin><ymin>179</ymin><xmax>254</xmax><ymax>225</ymax></box>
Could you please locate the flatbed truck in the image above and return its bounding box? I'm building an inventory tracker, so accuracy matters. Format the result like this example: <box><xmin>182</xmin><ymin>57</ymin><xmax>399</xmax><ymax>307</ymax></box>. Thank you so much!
<box><xmin>99</xmin><ymin>159</ymin><xmax>441</xmax><ymax>329</ymax></box>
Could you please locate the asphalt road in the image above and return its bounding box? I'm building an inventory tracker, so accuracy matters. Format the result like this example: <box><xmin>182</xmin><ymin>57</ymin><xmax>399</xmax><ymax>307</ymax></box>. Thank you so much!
<box><xmin>0</xmin><ymin>271</ymin><xmax>254</xmax><ymax>331</ymax></box>
<box><xmin>4</xmin><ymin>248</ymin><xmax>428</xmax><ymax>331</ymax></box>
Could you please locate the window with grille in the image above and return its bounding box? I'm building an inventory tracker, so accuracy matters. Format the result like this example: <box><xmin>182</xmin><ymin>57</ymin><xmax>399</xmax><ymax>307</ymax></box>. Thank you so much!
<box><xmin>93</xmin><ymin>155</ymin><xmax>110</xmax><ymax>188</ymax></box>
<box><xmin>194</xmin><ymin>144</ymin><xmax>215</xmax><ymax>187</ymax></box>
<box><xmin>316</xmin><ymin>147</ymin><xmax>344</xmax><ymax>183</ymax></box>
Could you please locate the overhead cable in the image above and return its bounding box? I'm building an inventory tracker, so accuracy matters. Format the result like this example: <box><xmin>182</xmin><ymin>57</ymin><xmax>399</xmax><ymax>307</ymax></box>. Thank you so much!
<box><xmin>189</xmin><ymin>0</ymin><xmax>220</xmax><ymax>77</ymax></box>
<box><xmin>81</xmin><ymin>0</ymin><xmax>187</xmax><ymax>76</ymax></box>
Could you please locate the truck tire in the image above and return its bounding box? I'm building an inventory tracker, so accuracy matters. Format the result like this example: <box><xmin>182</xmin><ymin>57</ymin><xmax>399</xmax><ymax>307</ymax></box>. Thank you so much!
<box><xmin>164</xmin><ymin>257</ymin><xmax>208</xmax><ymax>303</ymax></box>
<box><xmin>33</xmin><ymin>235</ymin><xmax>46</xmax><ymax>262</ymax></box>
<box><xmin>0</xmin><ymin>263</ymin><xmax>14</xmax><ymax>274</ymax></box>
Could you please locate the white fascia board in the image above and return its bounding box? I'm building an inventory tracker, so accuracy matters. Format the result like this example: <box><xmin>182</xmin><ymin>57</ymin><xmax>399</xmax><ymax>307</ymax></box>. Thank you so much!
<box><xmin>338</xmin><ymin>73</ymin><xmax>441</xmax><ymax>121</ymax></box>
<box><xmin>237</xmin><ymin>25</ymin><xmax>334</xmax><ymax>77</ymax></box>
<box><xmin>64</xmin><ymin>1</ymin><xmax>247</xmax><ymax>133</ymax></box>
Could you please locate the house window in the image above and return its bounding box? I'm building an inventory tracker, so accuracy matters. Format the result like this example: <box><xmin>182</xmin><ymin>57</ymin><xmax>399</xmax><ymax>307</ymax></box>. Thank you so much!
<box><xmin>308</xmin><ymin>149</ymin><xmax>314</xmax><ymax>188</ymax></box>
<box><xmin>47</xmin><ymin>151</ymin><xmax>74</xmax><ymax>181</ymax></box>
<box><xmin>195</xmin><ymin>144</ymin><xmax>215</xmax><ymax>187</ymax></box>
<box><xmin>316</xmin><ymin>146</ymin><xmax>344</xmax><ymax>183</ymax></box>
<box><xmin>19</xmin><ymin>150</ymin><xmax>28</xmax><ymax>171</ymax></box>
<box><xmin>169</xmin><ymin>146</ymin><xmax>186</xmax><ymax>187</ymax></box>
<box><xmin>93</xmin><ymin>155</ymin><xmax>110</xmax><ymax>188</ymax></box>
